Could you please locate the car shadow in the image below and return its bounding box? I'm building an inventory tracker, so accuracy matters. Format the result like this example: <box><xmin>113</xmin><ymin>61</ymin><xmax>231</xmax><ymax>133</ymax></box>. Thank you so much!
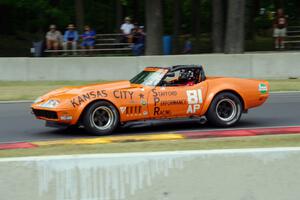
<box><xmin>38</xmin><ymin>118</ymin><xmax>268</xmax><ymax>139</ymax></box>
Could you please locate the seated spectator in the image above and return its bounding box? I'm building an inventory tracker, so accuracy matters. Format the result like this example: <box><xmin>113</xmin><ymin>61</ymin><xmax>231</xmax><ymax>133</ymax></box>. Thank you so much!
<box><xmin>120</xmin><ymin>17</ymin><xmax>134</xmax><ymax>43</ymax></box>
<box><xmin>132</xmin><ymin>26</ymin><xmax>145</xmax><ymax>56</ymax></box>
<box><xmin>45</xmin><ymin>25</ymin><xmax>62</xmax><ymax>50</ymax></box>
<box><xmin>63</xmin><ymin>24</ymin><xmax>79</xmax><ymax>55</ymax></box>
<box><xmin>81</xmin><ymin>25</ymin><xmax>96</xmax><ymax>51</ymax></box>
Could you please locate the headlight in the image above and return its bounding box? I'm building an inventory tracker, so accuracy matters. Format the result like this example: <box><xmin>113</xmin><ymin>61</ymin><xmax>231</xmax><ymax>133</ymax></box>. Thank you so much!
<box><xmin>34</xmin><ymin>97</ymin><xmax>43</xmax><ymax>103</ymax></box>
<box><xmin>39</xmin><ymin>100</ymin><xmax>60</xmax><ymax>108</ymax></box>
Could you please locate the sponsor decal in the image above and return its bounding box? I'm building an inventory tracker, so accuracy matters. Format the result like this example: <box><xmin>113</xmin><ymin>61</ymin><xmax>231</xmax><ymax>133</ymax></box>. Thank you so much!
<box><xmin>258</xmin><ymin>83</ymin><xmax>267</xmax><ymax>94</ymax></box>
<box><xmin>70</xmin><ymin>90</ymin><xmax>107</xmax><ymax>108</ymax></box>
<box><xmin>125</xmin><ymin>106</ymin><xmax>142</xmax><ymax>115</ymax></box>
<box><xmin>160</xmin><ymin>99</ymin><xmax>186</xmax><ymax>106</ymax></box>
<box><xmin>151</xmin><ymin>89</ymin><xmax>177</xmax><ymax>116</ymax></box>
<box><xmin>120</xmin><ymin>107</ymin><xmax>126</xmax><ymax>114</ymax></box>
<box><xmin>141</xmin><ymin>99</ymin><xmax>147</xmax><ymax>106</ymax></box>
<box><xmin>152</xmin><ymin>89</ymin><xmax>177</xmax><ymax>97</ymax></box>
<box><xmin>139</xmin><ymin>93</ymin><xmax>145</xmax><ymax>99</ymax></box>
<box><xmin>186</xmin><ymin>89</ymin><xmax>202</xmax><ymax>114</ymax></box>
<box><xmin>154</xmin><ymin>107</ymin><xmax>171</xmax><ymax>116</ymax></box>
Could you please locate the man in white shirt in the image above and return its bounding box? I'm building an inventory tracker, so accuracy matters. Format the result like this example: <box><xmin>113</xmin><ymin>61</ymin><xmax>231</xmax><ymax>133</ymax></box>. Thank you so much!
<box><xmin>120</xmin><ymin>17</ymin><xmax>134</xmax><ymax>43</ymax></box>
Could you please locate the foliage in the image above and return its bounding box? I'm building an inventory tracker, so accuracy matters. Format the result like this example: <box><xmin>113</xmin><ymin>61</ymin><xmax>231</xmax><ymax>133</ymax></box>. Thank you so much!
<box><xmin>1</xmin><ymin>0</ymin><xmax>300</xmax><ymax>56</ymax></box>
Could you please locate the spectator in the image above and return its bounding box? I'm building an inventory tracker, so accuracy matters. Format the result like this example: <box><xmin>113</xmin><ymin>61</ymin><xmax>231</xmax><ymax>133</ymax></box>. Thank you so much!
<box><xmin>81</xmin><ymin>25</ymin><xmax>96</xmax><ymax>51</ymax></box>
<box><xmin>63</xmin><ymin>24</ymin><xmax>79</xmax><ymax>55</ymax></box>
<box><xmin>132</xmin><ymin>26</ymin><xmax>145</xmax><ymax>56</ymax></box>
<box><xmin>120</xmin><ymin>17</ymin><xmax>134</xmax><ymax>43</ymax></box>
<box><xmin>273</xmin><ymin>8</ymin><xmax>288</xmax><ymax>49</ymax></box>
<box><xmin>45</xmin><ymin>24</ymin><xmax>62</xmax><ymax>50</ymax></box>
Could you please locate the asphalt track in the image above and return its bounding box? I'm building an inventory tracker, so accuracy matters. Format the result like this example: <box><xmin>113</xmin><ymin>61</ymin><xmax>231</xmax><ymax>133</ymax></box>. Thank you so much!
<box><xmin>0</xmin><ymin>92</ymin><xmax>300</xmax><ymax>143</ymax></box>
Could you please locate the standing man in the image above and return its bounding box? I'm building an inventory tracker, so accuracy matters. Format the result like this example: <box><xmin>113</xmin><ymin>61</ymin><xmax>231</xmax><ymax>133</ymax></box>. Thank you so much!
<box><xmin>45</xmin><ymin>25</ymin><xmax>62</xmax><ymax>50</ymax></box>
<box><xmin>63</xmin><ymin>24</ymin><xmax>79</xmax><ymax>55</ymax></box>
<box><xmin>273</xmin><ymin>8</ymin><xmax>288</xmax><ymax>49</ymax></box>
<box><xmin>120</xmin><ymin>17</ymin><xmax>134</xmax><ymax>43</ymax></box>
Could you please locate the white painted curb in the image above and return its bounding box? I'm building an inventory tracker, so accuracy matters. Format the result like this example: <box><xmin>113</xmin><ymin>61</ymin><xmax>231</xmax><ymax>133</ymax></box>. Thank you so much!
<box><xmin>1</xmin><ymin>147</ymin><xmax>300</xmax><ymax>200</ymax></box>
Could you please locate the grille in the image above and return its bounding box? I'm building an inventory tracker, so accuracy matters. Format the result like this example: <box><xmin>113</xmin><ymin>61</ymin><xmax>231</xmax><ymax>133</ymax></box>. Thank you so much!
<box><xmin>32</xmin><ymin>109</ymin><xmax>58</xmax><ymax>119</ymax></box>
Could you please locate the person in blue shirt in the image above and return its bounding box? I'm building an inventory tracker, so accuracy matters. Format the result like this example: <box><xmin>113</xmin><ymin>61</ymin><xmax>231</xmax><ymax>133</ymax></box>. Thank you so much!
<box><xmin>132</xmin><ymin>26</ymin><xmax>145</xmax><ymax>56</ymax></box>
<box><xmin>81</xmin><ymin>25</ymin><xmax>96</xmax><ymax>51</ymax></box>
<box><xmin>63</xmin><ymin>24</ymin><xmax>79</xmax><ymax>55</ymax></box>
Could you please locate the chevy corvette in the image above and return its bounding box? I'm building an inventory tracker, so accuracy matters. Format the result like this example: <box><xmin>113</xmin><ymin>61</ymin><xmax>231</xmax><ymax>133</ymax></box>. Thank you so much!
<box><xmin>31</xmin><ymin>65</ymin><xmax>269</xmax><ymax>135</ymax></box>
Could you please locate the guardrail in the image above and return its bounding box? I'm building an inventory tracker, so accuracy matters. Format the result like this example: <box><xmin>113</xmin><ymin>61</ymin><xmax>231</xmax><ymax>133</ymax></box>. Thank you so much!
<box><xmin>0</xmin><ymin>52</ymin><xmax>299</xmax><ymax>81</ymax></box>
<box><xmin>1</xmin><ymin>148</ymin><xmax>300</xmax><ymax>200</ymax></box>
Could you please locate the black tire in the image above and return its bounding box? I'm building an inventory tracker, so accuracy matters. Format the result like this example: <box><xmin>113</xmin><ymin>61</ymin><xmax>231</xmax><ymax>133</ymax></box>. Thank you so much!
<box><xmin>206</xmin><ymin>92</ymin><xmax>242</xmax><ymax>127</ymax></box>
<box><xmin>82</xmin><ymin>101</ymin><xmax>119</xmax><ymax>135</ymax></box>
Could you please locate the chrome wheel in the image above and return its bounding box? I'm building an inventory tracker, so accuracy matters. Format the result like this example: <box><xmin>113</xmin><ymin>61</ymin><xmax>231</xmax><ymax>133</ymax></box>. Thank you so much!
<box><xmin>216</xmin><ymin>98</ymin><xmax>237</xmax><ymax>122</ymax></box>
<box><xmin>90</xmin><ymin>106</ymin><xmax>114</xmax><ymax>130</ymax></box>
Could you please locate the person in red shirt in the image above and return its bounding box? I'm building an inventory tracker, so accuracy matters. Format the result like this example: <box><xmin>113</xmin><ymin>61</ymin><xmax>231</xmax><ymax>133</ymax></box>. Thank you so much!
<box><xmin>273</xmin><ymin>8</ymin><xmax>288</xmax><ymax>49</ymax></box>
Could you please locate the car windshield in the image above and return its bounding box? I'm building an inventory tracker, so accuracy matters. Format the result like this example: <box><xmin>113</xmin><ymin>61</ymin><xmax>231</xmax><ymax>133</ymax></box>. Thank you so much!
<box><xmin>130</xmin><ymin>69</ymin><xmax>168</xmax><ymax>86</ymax></box>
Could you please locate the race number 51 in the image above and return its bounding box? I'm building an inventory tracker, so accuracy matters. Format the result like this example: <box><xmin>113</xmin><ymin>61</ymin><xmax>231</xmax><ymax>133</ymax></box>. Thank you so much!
<box><xmin>186</xmin><ymin>89</ymin><xmax>202</xmax><ymax>113</ymax></box>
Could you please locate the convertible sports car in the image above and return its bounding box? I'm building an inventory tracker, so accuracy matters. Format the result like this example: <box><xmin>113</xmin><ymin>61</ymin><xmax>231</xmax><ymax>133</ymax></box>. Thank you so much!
<box><xmin>31</xmin><ymin>65</ymin><xmax>269</xmax><ymax>135</ymax></box>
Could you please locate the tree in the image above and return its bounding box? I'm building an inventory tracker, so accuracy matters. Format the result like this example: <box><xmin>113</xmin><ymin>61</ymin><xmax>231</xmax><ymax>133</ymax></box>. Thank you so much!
<box><xmin>172</xmin><ymin>0</ymin><xmax>181</xmax><ymax>54</ymax></box>
<box><xmin>75</xmin><ymin>0</ymin><xmax>85</xmax><ymax>32</ymax></box>
<box><xmin>115</xmin><ymin>0</ymin><xmax>123</xmax><ymax>32</ymax></box>
<box><xmin>212</xmin><ymin>0</ymin><xmax>225</xmax><ymax>52</ymax></box>
<box><xmin>224</xmin><ymin>0</ymin><xmax>246</xmax><ymax>53</ymax></box>
<box><xmin>145</xmin><ymin>0</ymin><xmax>163</xmax><ymax>55</ymax></box>
<box><xmin>191</xmin><ymin>0</ymin><xmax>201</xmax><ymax>37</ymax></box>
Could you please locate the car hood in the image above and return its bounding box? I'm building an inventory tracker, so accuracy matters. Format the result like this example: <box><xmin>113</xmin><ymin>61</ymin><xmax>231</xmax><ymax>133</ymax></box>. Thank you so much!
<box><xmin>39</xmin><ymin>80</ymin><xmax>139</xmax><ymax>100</ymax></box>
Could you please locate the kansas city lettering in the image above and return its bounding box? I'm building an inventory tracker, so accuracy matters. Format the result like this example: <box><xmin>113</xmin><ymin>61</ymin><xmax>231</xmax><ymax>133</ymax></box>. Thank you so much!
<box><xmin>71</xmin><ymin>90</ymin><xmax>107</xmax><ymax>108</ymax></box>
<box><xmin>113</xmin><ymin>90</ymin><xmax>134</xmax><ymax>99</ymax></box>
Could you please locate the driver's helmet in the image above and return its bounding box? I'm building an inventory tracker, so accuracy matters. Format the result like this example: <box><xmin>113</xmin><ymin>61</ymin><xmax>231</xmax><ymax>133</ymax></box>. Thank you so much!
<box><xmin>179</xmin><ymin>69</ymin><xmax>194</xmax><ymax>81</ymax></box>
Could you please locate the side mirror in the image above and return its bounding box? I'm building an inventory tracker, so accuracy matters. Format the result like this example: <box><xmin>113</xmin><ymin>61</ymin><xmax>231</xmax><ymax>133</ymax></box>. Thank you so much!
<box><xmin>166</xmin><ymin>72</ymin><xmax>175</xmax><ymax>77</ymax></box>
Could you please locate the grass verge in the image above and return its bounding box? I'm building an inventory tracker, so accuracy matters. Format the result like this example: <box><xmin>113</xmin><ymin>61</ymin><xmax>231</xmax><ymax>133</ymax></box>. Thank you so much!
<box><xmin>0</xmin><ymin>81</ymin><xmax>102</xmax><ymax>101</ymax></box>
<box><xmin>1</xmin><ymin>134</ymin><xmax>300</xmax><ymax>158</ymax></box>
<box><xmin>0</xmin><ymin>79</ymin><xmax>299</xmax><ymax>101</ymax></box>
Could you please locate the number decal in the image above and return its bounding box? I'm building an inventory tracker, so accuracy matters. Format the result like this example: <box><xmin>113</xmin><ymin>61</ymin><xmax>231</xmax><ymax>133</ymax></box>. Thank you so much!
<box><xmin>186</xmin><ymin>89</ymin><xmax>202</xmax><ymax>114</ymax></box>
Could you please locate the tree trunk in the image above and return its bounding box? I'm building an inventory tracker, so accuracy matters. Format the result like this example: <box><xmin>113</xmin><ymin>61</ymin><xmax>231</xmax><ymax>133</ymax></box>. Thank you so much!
<box><xmin>145</xmin><ymin>0</ymin><xmax>163</xmax><ymax>55</ymax></box>
<box><xmin>192</xmin><ymin>0</ymin><xmax>201</xmax><ymax>37</ymax></box>
<box><xmin>274</xmin><ymin>0</ymin><xmax>284</xmax><ymax>9</ymax></box>
<box><xmin>115</xmin><ymin>0</ymin><xmax>123</xmax><ymax>32</ymax></box>
<box><xmin>245</xmin><ymin>0</ymin><xmax>255</xmax><ymax>40</ymax></box>
<box><xmin>75</xmin><ymin>0</ymin><xmax>85</xmax><ymax>32</ymax></box>
<box><xmin>224</xmin><ymin>0</ymin><xmax>246</xmax><ymax>54</ymax></box>
<box><xmin>132</xmin><ymin>0</ymin><xmax>139</xmax><ymax>23</ymax></box>
<box><xmin>173</xmin><ymin>0</ymin><xmax>181</xmax><ymax>54</ymax></box>
<box><xmin>212</xmin><ymin>0</ymin><xmax>225</xmax><ymax>53</ymax></box>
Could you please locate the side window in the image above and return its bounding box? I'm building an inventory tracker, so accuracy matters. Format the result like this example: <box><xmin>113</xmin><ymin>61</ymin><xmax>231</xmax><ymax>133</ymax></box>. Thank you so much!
<box><xmin>161</xmin><ymin>68</ymin><xmax>201</xmax><ymax>87</ymax></box>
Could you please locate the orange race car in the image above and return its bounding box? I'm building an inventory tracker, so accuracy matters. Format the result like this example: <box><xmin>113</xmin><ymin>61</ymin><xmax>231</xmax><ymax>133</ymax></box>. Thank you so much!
<box><xmin>31</xmin><ymin>65</ymin><xmax>269</xmax><ymax>135</ymax></box>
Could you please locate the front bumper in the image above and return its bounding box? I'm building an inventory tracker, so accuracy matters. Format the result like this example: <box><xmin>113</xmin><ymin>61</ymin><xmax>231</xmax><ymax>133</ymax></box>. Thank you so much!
<box><xmin>31</xmin><ymin>107</ymin><xmax>76</xmax><ymax>125</ymax></box>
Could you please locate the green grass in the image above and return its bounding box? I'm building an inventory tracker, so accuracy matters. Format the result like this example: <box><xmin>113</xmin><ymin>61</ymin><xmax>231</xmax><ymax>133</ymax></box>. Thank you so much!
<box><xmin>0</xmin><ymin>81</ymin><xmax>103</xmax><ymax>101</ymax></box>
<box><xmin>268</xmin><ymin>79</ymin><xmax>300</xmax><ymax>91</ymax></box>
<box><xmin>1</xmin><ymin>134</ymin><xmax>300</xmax><ymax>158</ymax></box>
<box><xmin>0</xmin><ymin>79</ymin><xmax>299</xmax><ymax>101</ymax></box>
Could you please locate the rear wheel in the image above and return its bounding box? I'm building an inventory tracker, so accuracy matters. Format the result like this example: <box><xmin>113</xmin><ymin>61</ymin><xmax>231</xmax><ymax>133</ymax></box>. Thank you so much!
<box><xmin>83</xmin><ymin>101</ymin><xmax>119</xmax><ymax>135</ymax></box>
<box><xmin>206</xmin><ymin>92</ymin><xmax>242</xmax><ymax>127</ymax></box>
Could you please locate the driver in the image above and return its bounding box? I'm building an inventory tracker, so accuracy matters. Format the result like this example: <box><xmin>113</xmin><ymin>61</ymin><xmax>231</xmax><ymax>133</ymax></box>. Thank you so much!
<box><xmin>179</xmin><ymin>69</ymin><xmax>195</xmax><ymax>86</ymax></box>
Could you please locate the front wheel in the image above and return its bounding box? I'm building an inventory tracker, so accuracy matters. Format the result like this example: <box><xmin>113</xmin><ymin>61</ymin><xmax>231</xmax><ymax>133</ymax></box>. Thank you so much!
<box><xmin>83</xmin><ymin>101</ymin><xmax>119</xmax><ymax>135</ymax></box>
<box><xmin>206</xmin><ymin>92</ymin><xmax>242</xmax><ymax>127</ymax></box>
